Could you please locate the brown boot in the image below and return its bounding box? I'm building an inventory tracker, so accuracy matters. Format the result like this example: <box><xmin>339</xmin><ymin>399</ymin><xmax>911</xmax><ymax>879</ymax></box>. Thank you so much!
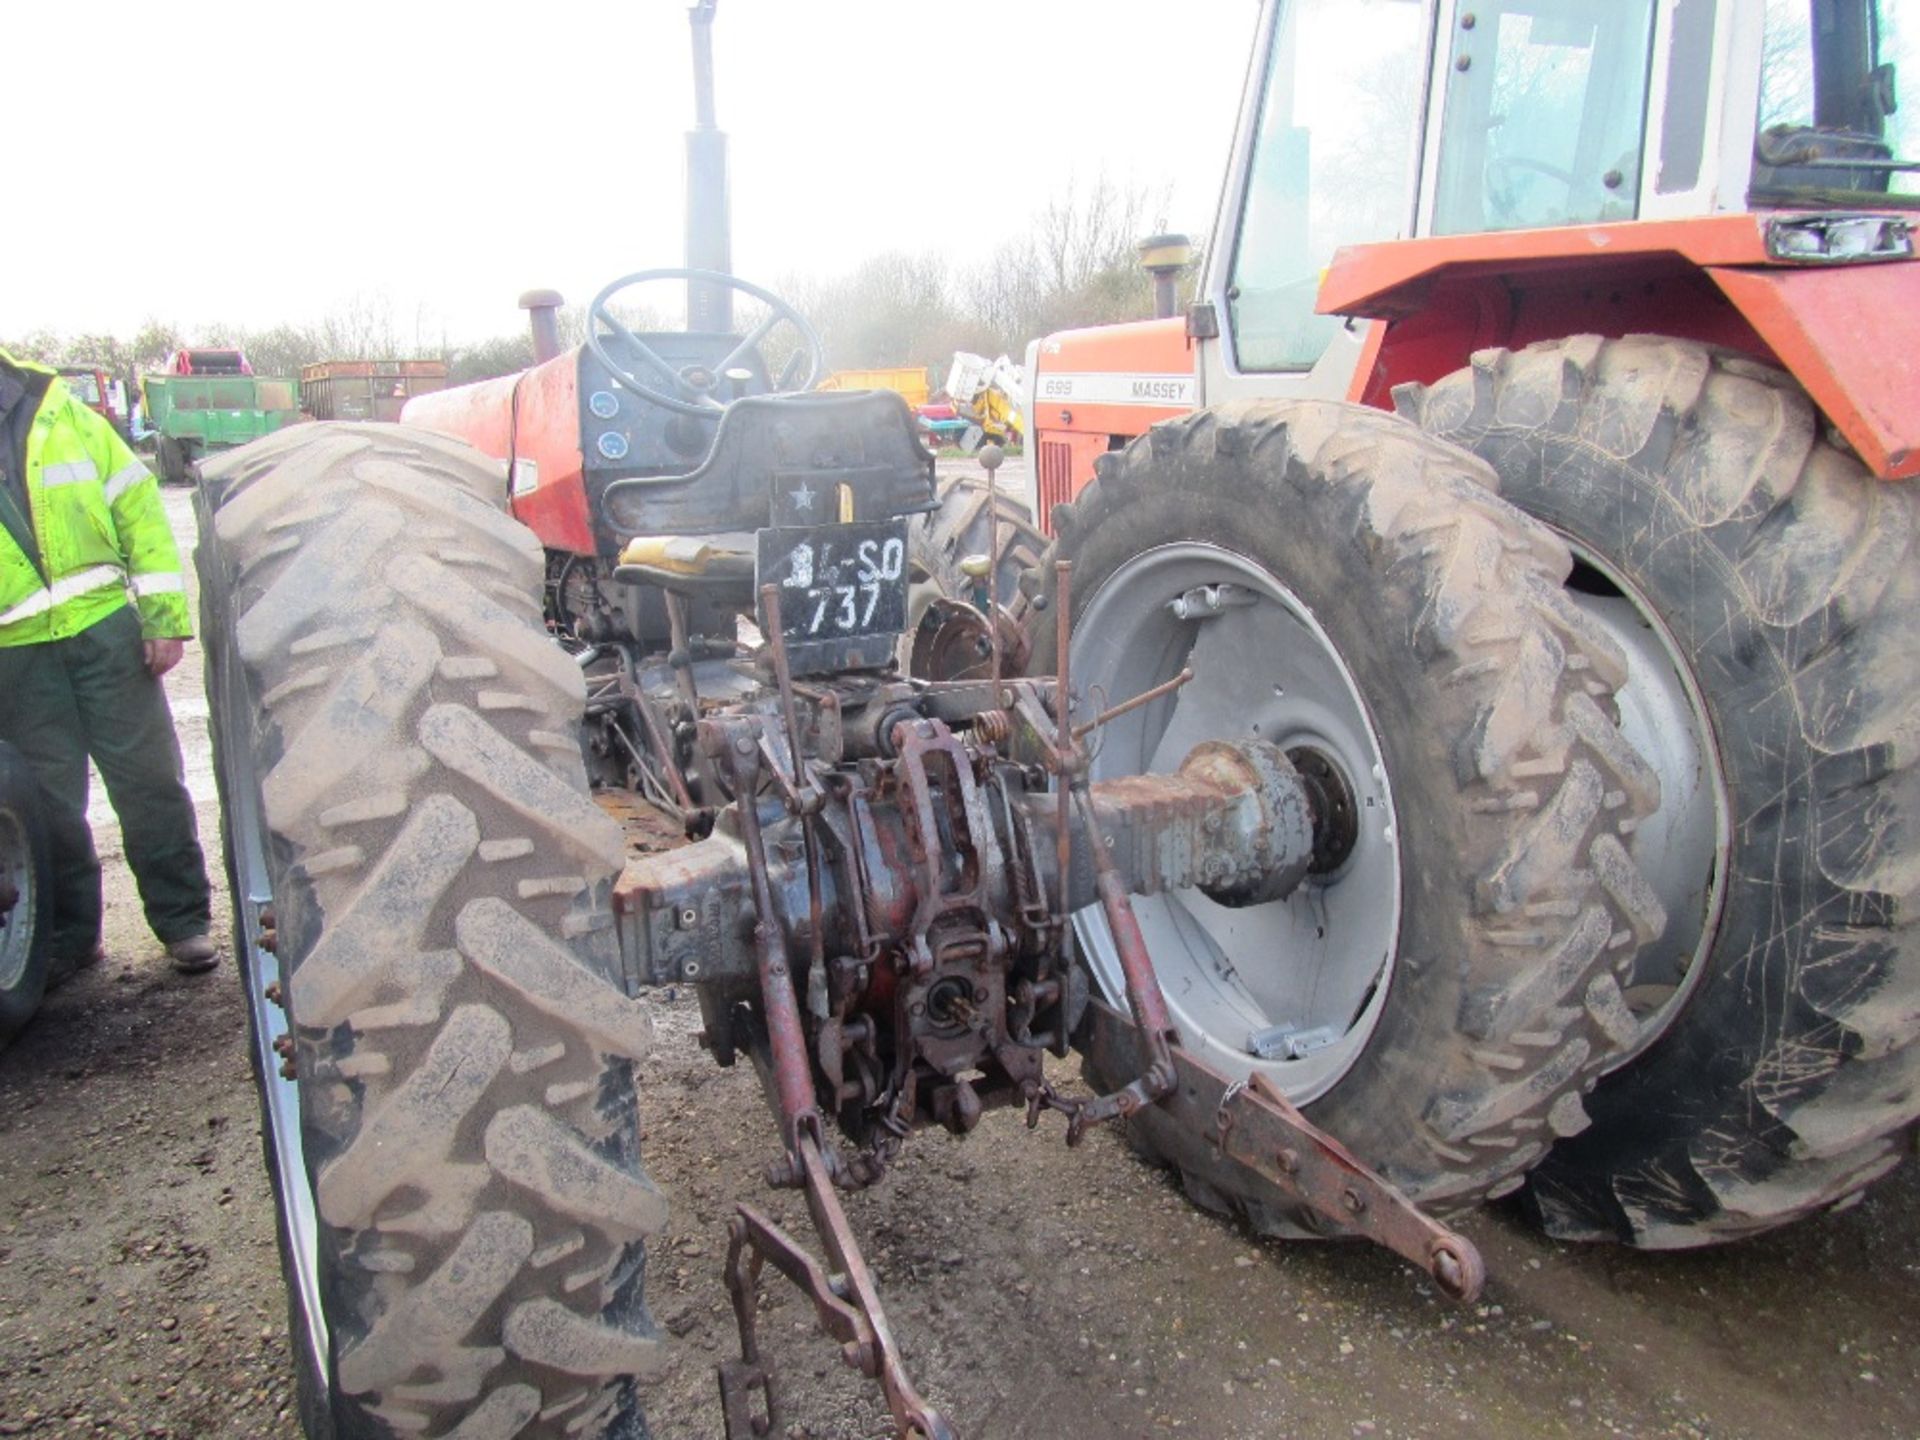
<box><xmin>165</xmin><ymin>934</ymin><xmax>222</xmax><ymax>975</ymax></box>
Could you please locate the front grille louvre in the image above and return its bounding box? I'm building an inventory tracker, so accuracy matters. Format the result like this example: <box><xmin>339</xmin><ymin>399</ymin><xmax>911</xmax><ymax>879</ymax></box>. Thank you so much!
<box><xmin>1037</xmin><ymin>439</ymin><xmax>1074</xmax><ymax>535</ymax></box>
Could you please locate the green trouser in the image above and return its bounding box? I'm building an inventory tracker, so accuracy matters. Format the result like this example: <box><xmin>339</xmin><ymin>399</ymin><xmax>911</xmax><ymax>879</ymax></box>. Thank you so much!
<box><xmin>0</xmin><ymin>603</ymin><xmax>211</xmax><ymax>955</ymax></box>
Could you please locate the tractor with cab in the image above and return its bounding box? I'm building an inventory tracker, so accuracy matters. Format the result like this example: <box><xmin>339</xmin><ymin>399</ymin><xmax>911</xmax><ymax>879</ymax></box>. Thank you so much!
<box><xmin>1028</xmin><ymin>0</ymin><xmax>1920</xmax><ymax>1249</ymax></box>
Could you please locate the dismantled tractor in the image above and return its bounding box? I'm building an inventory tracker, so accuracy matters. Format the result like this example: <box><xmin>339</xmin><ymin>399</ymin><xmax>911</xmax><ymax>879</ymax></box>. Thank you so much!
<box><xmin>197</xmin><ymin>285</ymin><xmax>1646</xmax><ymax>1439</ymax></box>
<box><xmin>191</xmin><ymin>6</ymin><xmax>1674</xmax><ymax>1440</ymax></box>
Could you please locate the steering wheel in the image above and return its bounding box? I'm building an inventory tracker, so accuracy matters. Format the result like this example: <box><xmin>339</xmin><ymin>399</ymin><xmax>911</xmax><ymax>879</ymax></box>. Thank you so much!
<box><xmin>1484</xmin><ymin>154</ymin><xmax>1580</xmax><ymax>225</ymax></box>
<box><xmin>585</xmin><ymin>267</ymin><xmax>825</xmax><ymax>418</ymax></box>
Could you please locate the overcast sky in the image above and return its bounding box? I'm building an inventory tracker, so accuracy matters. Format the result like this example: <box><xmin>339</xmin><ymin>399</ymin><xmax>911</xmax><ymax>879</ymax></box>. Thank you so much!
<box><xmin>10</xmin><ymin>1</ymin><xmax>1260</xmax><ymax>346</ymax></box>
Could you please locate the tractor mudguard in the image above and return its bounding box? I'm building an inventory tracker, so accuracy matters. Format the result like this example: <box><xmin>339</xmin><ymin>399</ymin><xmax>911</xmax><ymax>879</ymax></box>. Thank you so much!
<box><xmin>1321</xmin><ymin>212</ymin><xmax>1920</xmax><ymax>480</ymax></box>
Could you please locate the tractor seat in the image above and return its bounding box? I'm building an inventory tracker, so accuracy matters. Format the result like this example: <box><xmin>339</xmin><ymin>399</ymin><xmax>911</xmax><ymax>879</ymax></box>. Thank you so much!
<box><xmin>612</xmin><ymin>532</ymin><xmax>757</xmax><ymax>605</ymax></box>
<box><xmin>598</xmin><ymin>389</ymin><xmax>937</xmax><ymax>538</ymax></box>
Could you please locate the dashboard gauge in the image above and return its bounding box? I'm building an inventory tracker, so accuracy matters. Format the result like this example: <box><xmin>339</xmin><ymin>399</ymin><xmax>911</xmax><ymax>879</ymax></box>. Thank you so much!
<box><xmin>597</xmin><ymin>430</ymin><xmax>630</xmax><ymax>461</ymax></box>
<box><xmin>588</xmin><ymin>389</ymin><xmax>620</xmax><ymax>420</ymax></box>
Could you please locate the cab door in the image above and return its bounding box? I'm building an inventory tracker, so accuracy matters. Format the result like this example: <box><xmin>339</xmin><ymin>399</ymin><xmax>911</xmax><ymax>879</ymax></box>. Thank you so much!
<box><xmin>1197</xmin><ymin>0</ymin><xmax>1438</xmax><ymax>406</ymax></box>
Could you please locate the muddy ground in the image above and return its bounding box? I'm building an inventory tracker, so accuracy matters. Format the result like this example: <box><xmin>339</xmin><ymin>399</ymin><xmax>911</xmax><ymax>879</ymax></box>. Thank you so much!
<box><xmin>0</xmin><ymin>483</ymin><xmax>1915</xmax><ymax>1440</ymax></box>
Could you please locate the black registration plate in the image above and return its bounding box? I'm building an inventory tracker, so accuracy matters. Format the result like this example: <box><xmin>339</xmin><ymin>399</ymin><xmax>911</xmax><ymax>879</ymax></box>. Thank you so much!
<box><xmin>755</xmin><ymin>520</ymin><xmax>911</xmax><ymax>644</ymax></box>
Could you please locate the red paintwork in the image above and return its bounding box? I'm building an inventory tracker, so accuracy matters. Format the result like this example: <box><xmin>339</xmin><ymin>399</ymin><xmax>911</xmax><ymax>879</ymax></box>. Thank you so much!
<box><xmin>57</xmin><ymin>367</ymin><xmax>121</xmax><ymax>428</ymax></box>
<box><xmin>164</xmin><ymin>348</ymin><xmax>252</xmax><ymax>376</ymax></box>
<box><xmin>1344</xmin><ymin>322</ymin><xmax>1387</xmax><ymax>403</ymax></box>
<box><xmin>1343</xmin><ymin>258</ymin><xmax>1773</xmax><ymax>406</ymax></box>
<box><xmin>1707</xmin><ymin>264</ymin><xmax>1920</xmax><ymax>479</ymax></box>
<box><xmin>1032</xmin><ymin>316</ymin><xmax>1192</xmax><ymax>440</ymax></box>
<box><xmin>1029</xmin><ymin>317</ymin><xmax>1194</xmax><ymax>527</ymax></box>
<box><xmin>1324</xmin><ymin>215</ymin><xmax>1920</xmax><ymax>481</ymax></box>
<box><xmin>1034</xmin><ymin>431</ymin><xmax>1113</xmax><ymax>534</ymax></box>
<box><xmin>1318</xmin><ymin>214</ymin><xmax>1775</xmax><ymax>317</ymax></box>
<box><xmin>401</xmin><ymin>346</ymin><xmax>597</xmax><ymax>554</ymax></box>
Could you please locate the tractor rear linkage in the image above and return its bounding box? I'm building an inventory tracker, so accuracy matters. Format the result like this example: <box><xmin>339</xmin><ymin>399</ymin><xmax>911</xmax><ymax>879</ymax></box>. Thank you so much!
<box><xmin>612</xmin><ymin>566</ymin><xmax>1484</xmax><ymax>1440</ymax></box>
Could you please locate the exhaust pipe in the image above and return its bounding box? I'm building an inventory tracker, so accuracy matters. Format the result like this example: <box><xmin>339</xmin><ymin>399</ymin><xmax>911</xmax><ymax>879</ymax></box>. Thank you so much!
<box><xmin>685</xmin><ymin>0</ymin><xmax>733</xmax><ymax>332</ymax></box>
<box><xmin>1137</xmin><ymin>234</ymin><xmax>1195</xmax><ymax>321</ymax></box>
<box><xmin>519</xmin><ymin>289</ymin><xmax>566</xmax><ymax>364</ymax></box>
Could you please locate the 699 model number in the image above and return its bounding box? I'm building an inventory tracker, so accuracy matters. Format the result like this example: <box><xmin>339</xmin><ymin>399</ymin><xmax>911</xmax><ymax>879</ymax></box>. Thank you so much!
<box><xmin>755</xmin><ymin>519</ymin><xmax>911</xmax><ymax>641</ymax></box>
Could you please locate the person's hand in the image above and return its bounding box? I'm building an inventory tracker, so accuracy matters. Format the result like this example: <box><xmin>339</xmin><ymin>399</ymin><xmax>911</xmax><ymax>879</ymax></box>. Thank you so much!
<box><xmin>144</xmin><ymin>637</ymin><xmax>185</xmax><ymax>677</ymax></box>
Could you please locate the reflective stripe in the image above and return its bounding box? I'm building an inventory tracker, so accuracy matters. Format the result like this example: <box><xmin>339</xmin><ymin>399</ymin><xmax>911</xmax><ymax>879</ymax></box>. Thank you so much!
<box><xmin>103</xmin><ymin>462</ymin><xmax>149</xmax><ymax>505</ymax></box>
<box><xmin>41</xmin><ymin>459</ymin><xmax>99</xmax><ymax>487</ymax></box>
<box><xmin>131</xmin><ymin>572</ymin><xmax>185</xmax><ymax>599</ymax></box>
<box><xmin>0</xmin><ymin>564</ymin><xmax>124</xmax><ymax>627</ymax></box>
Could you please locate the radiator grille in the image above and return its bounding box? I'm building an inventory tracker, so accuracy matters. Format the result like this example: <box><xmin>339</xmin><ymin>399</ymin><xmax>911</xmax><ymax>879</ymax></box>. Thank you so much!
<box><xmin>1037</xmin><ymin>439</ymin><xmax>1075</xmax><ymax>536</ymax></box>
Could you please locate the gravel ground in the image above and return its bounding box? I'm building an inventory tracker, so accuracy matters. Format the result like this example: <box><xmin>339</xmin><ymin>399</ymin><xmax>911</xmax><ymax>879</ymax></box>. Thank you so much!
<box><xmin>1</xmin><ymin>481</ymin><xmax>1916</xmax><ymax>1440</ymax></box>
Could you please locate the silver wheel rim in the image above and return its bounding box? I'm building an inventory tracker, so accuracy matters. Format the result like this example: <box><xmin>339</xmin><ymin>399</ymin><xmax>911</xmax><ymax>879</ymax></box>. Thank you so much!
<box><xmin>206</xmin><ymin>601</ymin><xmax>329</xmax><ymax>1375</ymax></box>
<box><xmin>1564</xmin><ymin>549</ymin><xmax>1729</xmax><ymax>1068</ymax></box>
<box><xmin>0</xmin><ymin>809</ymin><xmax>32</xmax><ymax>990</ymax></box>
<box><xmin>1069</xmin><ymin>542</ymin><xmax>1400</xmax><ymax>1103</ymax></box>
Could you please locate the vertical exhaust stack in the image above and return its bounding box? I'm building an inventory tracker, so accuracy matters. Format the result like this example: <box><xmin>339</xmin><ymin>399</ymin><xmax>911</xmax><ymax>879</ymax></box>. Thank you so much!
<box><xmin>519</xmin><ymin>289</ymin><xmax>566</xmax><ymax>363</ymax></box>
<box><xmin>685</xmin><ymin>0</ymin><xmax>733</xmax><ymax>333</ymax></box>
<box><xmin>1138</xmin><ymin>234</ymin><xmax>1195</xmax><ymax>320</ymax></box>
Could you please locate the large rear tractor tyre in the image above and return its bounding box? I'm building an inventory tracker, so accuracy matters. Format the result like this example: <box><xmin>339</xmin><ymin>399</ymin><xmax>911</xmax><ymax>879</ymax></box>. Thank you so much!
<box><xmin>904</xmin><ymin>471</ymin><xmax>1046</xmax><ymax>680</ymax></box>
<box><xmin>1034</xmin><ymin>401</ymin><xmax>1665</xmax><ymax>1225</ymax></box>
<box><xmin>0</xmin><ymin>739</ymin><xmax>52</xmax><ymax>1047</ymax></box>
<box><xmin>195</xmin><ymin>426</ymin><xmax>666</xmax><ymax>1439</ymax></box>
<box><xmin>1399</xmin><ymin>336</ymin><xmax>1920</xmax><ymax>1246</ymax></box>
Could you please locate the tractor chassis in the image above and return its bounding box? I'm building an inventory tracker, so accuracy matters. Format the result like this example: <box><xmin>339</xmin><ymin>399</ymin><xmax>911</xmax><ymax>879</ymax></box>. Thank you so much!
<box><xmin>605</xmin><ymin>569</ymin><xmax>1487</xmax><ymax>1439</ymax></box>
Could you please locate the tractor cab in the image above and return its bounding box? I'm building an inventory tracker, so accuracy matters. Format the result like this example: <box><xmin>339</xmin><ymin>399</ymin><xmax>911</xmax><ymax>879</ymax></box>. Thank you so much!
<box><xmin>1027</xmin><ymin>0</ymin><xmax>1919</xmax><ymax>514</ymax></box>
<box><xmin>1203</xmin><ymin>0</ymin><xmax>1917</xmax><ymax>407</ymax></box>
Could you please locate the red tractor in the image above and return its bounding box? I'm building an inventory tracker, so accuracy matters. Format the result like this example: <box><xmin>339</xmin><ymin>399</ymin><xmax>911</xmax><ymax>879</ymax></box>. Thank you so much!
<box><xmin>55</xmin><ymin>364</ymin><xmax>128</xmax><ymax>440</ymax></box>
<box><xmin>1028</xmin><ymin>0</ymin><xmax>1920</xmax><ymax>1250</ymax></box>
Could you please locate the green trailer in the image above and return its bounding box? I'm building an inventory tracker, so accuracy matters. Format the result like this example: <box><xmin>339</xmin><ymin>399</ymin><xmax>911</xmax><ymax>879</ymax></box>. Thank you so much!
<box><xmin>141</xmin><ymin>363</ymin><xmax>300</xmax><ymax>484</ymax></box>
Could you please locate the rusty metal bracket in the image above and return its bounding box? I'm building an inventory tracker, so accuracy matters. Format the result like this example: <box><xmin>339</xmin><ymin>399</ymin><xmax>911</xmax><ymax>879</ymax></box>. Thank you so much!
<box><xmin>718</xmin><ymin>1134</ymin><xmax>955</xmax><ymax>1440</ymax></box>
<box><xmin>709</xmin><ymin>718</ymin><xmax>826</xmax><ymax>1168</ymax></box>
<box><xmin>1049</xmin><ymin>787</ymin><xmax>1180</xmax><ymax>1143</ymax></box>
<box><xmin>707</xmin><ymin>710</ymin><xmax>954</xmax><ymax>1439</ymax></box>
<box><xmin>1084</xmin><ymin>999</ymin><xmax>1487</xmax><ymax>1302</ymax></box>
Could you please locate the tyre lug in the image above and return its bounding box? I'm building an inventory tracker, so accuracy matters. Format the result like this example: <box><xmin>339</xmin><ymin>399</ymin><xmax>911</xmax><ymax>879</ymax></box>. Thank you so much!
<box><xmin>264</xmin><ymin>981</ymin><xmax>284</xmax><ymax>1008</ymax></box>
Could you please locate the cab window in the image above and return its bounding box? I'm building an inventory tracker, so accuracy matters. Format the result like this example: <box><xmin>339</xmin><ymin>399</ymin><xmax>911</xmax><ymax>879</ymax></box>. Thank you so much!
<box><xmin>1227</xmin><ymin>0</ymin><xmax>1427</xmax><ymax>373</ymax></box>
<box><xmin>1431</xmin><ymin>1</ymin><xmax>1659</xmax><ymax>235</ymax></box>
<box><xmin>1755</xmin><ymin>0</ymin><xmax>1917</xmax><ymax>205</ymax></box>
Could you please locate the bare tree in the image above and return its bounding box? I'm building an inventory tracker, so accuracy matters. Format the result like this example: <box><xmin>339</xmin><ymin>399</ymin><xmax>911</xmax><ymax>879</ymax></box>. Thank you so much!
<box><xmin>965</xmin><ymin>174</ymin><xmax>1182</xmax><ymax>353</ymax></box>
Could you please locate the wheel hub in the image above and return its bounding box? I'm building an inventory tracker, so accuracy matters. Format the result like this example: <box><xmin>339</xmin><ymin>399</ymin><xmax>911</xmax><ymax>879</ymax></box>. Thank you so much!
<box><xmin>1287</xmin><ymin>745</ymin><xmax>1359</xmax><ymax>876</ymax></box>
<box><xmin>1069</xmin><ymin>542</ymin><xmax>1402</xmax><ymax>1105</ymax></box>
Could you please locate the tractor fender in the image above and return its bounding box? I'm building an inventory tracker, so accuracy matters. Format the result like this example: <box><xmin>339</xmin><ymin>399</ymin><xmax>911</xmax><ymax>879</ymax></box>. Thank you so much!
<box><xmin>402</xmin><ymin>346</ymin><xmax>596</xmax><ymax>554</ymax></box>
<box><xmin>1322</xmin><ymin>213</ymin><xmax>1920</xmax><ymax>481</ymax></box>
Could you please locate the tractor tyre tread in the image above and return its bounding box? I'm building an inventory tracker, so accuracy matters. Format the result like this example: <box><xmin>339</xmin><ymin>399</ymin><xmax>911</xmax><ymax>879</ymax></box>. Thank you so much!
<box><xmin>1036</xmin><ymin>400</ymin><xmax>1662</xmax><ymax>1221</ymax></box>
<box><xmin>199</xmin><ymin>423</ymin><xmax>659</xmax><ymax>1440</ymax></box>
<box><xmin>904</xmin><ymin>471</ymin><xmax>1048</xmax><ymax>674</ymax></box>
<box><xmin>1397</xmin><ymin>334</ymin><xmax>1920</xmax><ymax>1245</ymax></box>
<box><xmin>915</xmin><ymin>473</ymin><xmax>1046</xmax><ymax>611</ymax></box>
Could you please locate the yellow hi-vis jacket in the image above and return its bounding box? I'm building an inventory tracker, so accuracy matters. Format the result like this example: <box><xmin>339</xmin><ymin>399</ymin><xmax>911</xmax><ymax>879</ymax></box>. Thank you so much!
<box><xmin>0</xmin><ymin>352</ymin><xmax>189</xmax><ymax>648</ymax></box>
